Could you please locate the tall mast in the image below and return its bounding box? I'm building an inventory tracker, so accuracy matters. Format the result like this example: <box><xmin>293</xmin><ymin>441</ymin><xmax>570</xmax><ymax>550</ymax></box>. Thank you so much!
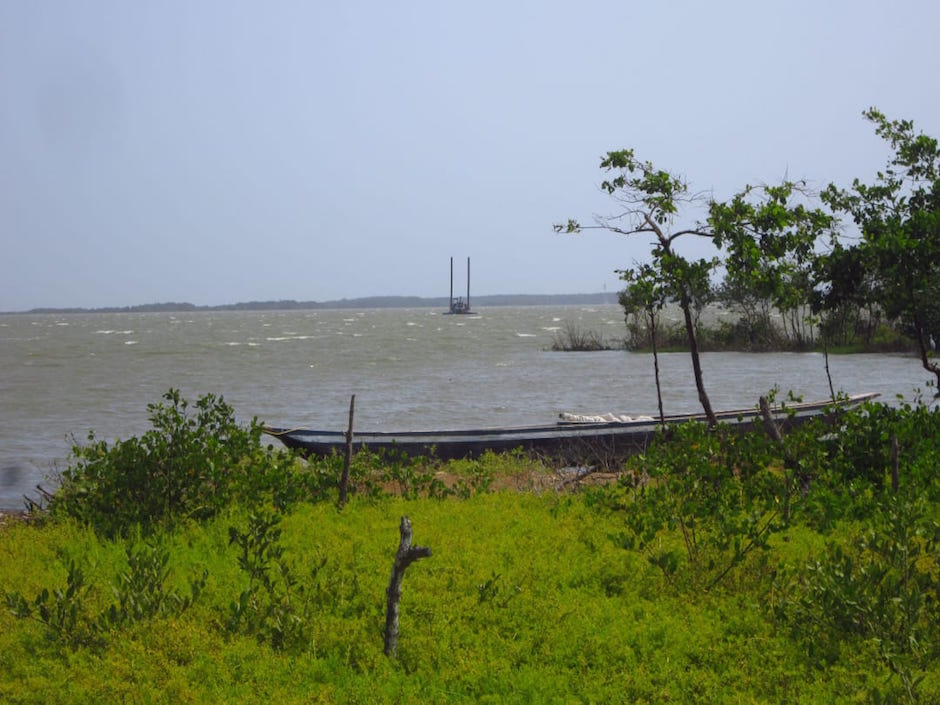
<box><xmin>466</xmin><ymin>257</ymin><xmax>470</xmax><ymax>309</ymax></box>
<box><xmin>449</xmin><ymin>257</ymin><xmax>454</xmax><ymax>310</ymax></box>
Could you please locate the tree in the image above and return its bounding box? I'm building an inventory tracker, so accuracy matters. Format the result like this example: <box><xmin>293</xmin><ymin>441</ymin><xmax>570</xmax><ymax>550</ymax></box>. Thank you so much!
<box><xmin>709</xmin><ymin>183</ymin><xmax>831</xmax><ymax>349</ymax></box>
<box><xmin>618</xmin><ymin>264</ymin><xmax>668</xmax><ymax>424</ymax></box>
<box><xmin>823</xmin><ymin>109</ymin><xmax>940</xmax><ymax>390</ymax></box>
<box><xmin>557</xmin><ymin>150</ymin><xmax>834</xmax><ymax>425</ymax></box>
<box><xmin>811</xmin><ymin>241</ymin><xmax>879</xmax><ymax>347</ymax></box>
<box><xmin>716</xmin><ymin>268</ymin><xmax>777</xmax><ymax>350</ymax></box>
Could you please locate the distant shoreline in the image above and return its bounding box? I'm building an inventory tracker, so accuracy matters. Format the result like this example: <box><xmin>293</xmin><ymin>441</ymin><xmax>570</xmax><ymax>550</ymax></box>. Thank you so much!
<box><xmin>3</xmin><ymin>293</ymin><xmax>619</xmax><ymax>315</ymax></box>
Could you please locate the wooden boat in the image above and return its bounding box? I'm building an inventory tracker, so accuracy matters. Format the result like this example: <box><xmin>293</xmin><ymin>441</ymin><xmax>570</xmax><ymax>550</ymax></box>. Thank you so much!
<box><xmin>264</xmin><ymin>393</ymin><xmax>879</xmax><ymax>462</ymax></box>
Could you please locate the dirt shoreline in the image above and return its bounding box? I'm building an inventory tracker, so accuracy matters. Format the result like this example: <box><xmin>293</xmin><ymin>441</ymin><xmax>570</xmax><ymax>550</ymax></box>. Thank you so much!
<box><xmin>0</xmin><ymin>510</ymin><xmax>32</xmax><ymax>531</ymax></box>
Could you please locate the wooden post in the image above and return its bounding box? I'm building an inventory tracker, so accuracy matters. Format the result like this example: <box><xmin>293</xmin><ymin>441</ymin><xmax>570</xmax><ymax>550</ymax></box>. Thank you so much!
<box><xmin>339</xmin><ymin>394</ymin><xmax>355</xmax><ymax>508</ymax></box>
<box><xmin>383</xmin><ymin>516</ymin><xmax>431</xmax><ymax>657</ymax></box>
<box><xmin>759</xmin><ymin>396</ymin><xmax>805</xmax><ymax>518</ymax></box>
<box><xmin>758</xmin><ymin>396</ymin><xmax>784</xmax><ymax>444</ymax></box>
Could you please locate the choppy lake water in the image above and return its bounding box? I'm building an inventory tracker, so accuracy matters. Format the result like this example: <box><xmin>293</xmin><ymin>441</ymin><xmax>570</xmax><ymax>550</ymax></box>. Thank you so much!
<box><xmin>1</xmin><ymin>305</ymin><xmax>935</xmax><ymax>509</ymax></box>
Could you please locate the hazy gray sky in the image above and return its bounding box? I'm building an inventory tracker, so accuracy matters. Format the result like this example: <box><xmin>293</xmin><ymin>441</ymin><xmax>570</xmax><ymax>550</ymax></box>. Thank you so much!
<box><xmin>2</xmin><ymin>1</ymin><xmax>938</xmax><ymax>311</ymax></box>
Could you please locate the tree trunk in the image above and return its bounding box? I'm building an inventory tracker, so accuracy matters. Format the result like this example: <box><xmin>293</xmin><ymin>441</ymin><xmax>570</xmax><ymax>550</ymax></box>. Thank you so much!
<box><xmin>680</xmin><ymin>296</ymin><xmax>717</xmax><ymax>426</ymax></box>
<box><xmin>912</xmin><ymin>313</ymin><xmax>940</xmax><ymax>394</ymax></box>
<box><xmin>822</xmin><ymin>338</ymin><xmax>836</xmax><ymax>402</ymax></box>
<box><xmin>649</xmin><ymin>310</ymin><xmax>665</xmax><ymax>426</ymax></box>
<box><xmin>384</xmin><ymin>516</ymin><xmax>431</xmax><ymax>658</ymax></box>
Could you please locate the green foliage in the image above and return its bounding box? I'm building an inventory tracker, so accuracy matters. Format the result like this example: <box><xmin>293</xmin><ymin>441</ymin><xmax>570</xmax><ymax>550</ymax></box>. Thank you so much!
<box><xmin>444</xmin><ymin>453</ymin><xmax>498</xmax><ymax>498</ymax></box>
<box><xmin>51</xmin><ymin>389</ymin><xmax>272</xmax><ymax>536</ymax></box>
<box><xmin>475</xmin><ymin>572</ymin><xmax>520</xmax><ymax>609</ymax></box>
<box><xmin>5</xmin><ymin>538</ymin><xmax>204</xmax><ymax>650</ymax></box>
<box><xmin>822</xmin><ymin>108</ymin><xmax>940</xmax><ymax>386</ymax></box>
<box><xmin>374</xmin><ymin>449</ymin><xmax>447</xmax><ymax>500</ymax></box>
<box><xmin>5</xmin><ymin>480</ymin><xmax>932</xmax><ymax>703</ymax></box>
<box><xmin>559</xmin><ymin>148</ymin><xmax>835</xmax><ymax>423</ymax></box>
<box><xmin>100</xmin><ymin>539</ymin><xmax>206</xmax><ymax>630</ymax></box>
<box><xmin>45</xmin><ymin>387</ymin><xmax>538</xmax><ymax>542</ymax></box>
<box><xmin>618</xmin><ymin>264</ymin><xmax>667</xmax><ymax>351</ymax></box>
<box><xmin>710</xmin><ymin>182</ymin><xmax>832</xmax><ymax>350</ymax></box>
<box><xmin>560</xmin><ymin>110</ymin><xmax>940</xmax><ymax>360</ymax></box>
<box><xmin>812</xmin><ymin>241</ymin><xmax>882</xmax><ymax>347</ymax></box>
<box><xmin>617</xmin><ymin>420</ymin><xmax>791</xmax><ymax>591</ymax></box>
<box><xmin>328</xmin><ymin>446</ymin><xmax>513</xmax><ymax>501</ymax></box>
<box><xmin>5</xmin><ymin>559</ymin><xmax>98</xmax><ymax>648</ymax></box>
<box><xmin>46</xmin><ymin>388</ymin><xmax>375</xmax><ymax>532</ymax></box>
<box><xmin>226</xmin><ymin>507</ymin><xmax>320</xmax><ymax>652</ymax></box>
<box><xmin>808</xmin><ymin>400</ymin><xmax>940</xmax><ymax>502</ymax></box>
<box><xmin>777</xmin><ymin>492</ymin><xmax>940</xmax><ymax>702</ymax></box>
<box><xmin>238</xmin><ymin>444</ymin><xmax>336</xmax><ymax>511</ymax></box>
<box><xmin>341</xmin><ymin>448</ymin><xmax>450</xmax><ymax>500</ymax></box>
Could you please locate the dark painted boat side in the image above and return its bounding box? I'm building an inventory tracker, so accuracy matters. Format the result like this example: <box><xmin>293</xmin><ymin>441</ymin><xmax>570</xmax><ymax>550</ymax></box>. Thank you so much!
<box><xmin>264</xmin><ymin>393</ymin><xmax>878</xmax><ymax>462</ymax></box>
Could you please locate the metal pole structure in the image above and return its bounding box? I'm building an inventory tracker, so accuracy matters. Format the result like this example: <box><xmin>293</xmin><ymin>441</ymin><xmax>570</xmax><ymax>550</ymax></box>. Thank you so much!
<box><xmin>449</xmin><ymin>257</ymin><xmax>454</xmax><ymax>311</ymax></box>
<box><xmin>466</xmin><ymin>257</ymin><xmax>471</xmax><ymax>310</ymax></box>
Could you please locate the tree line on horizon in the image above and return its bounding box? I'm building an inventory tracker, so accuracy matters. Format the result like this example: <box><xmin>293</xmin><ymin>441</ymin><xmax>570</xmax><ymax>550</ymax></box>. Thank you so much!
<box><xmin>14</xmin><ymin>292</ymin><xmax>619</xmax><ymax>315</ymax></box>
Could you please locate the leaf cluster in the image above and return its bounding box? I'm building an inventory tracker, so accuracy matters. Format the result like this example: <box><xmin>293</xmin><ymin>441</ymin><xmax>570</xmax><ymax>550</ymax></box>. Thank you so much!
<box><xmin>776</xmin><ymin>492</ymin><xmax>940</xmax><ymax>702</ymax></box>
<box><xmin>821</xmin><ymin>109</ymin><xmax>940</xmax><ymax>330</ymax></box>
<box><xmin>226</xmin><ymin>508</ymin><xmax>324</xmax><ymax>652</ymax></box>
<box><xmin>51</xmin><ymin>389</ymin><xmax>268</xmax><ymax>536</ymax></box>
<box><xmin>5</xmin><ymin>539</ymin><xmax>204</xmax><ymax>649</ymax></box>
<box><xmin>617</xmin><ymin>420</ymin><xmax>793</xmax><ymax>592</ymax></box>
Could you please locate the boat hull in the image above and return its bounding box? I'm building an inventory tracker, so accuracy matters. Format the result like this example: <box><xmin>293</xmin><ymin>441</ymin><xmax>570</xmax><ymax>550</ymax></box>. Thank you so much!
<box><xmin>264</xmin><ymin>394</ymin><xmax>878</xmax><ymax>462</ymax></box>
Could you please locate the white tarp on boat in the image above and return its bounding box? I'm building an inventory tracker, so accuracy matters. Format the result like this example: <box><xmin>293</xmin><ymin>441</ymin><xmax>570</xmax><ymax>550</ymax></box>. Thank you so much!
<box><xmin>558</xmin><ymin>412</ymin><xmax>655</xmax><ymax>424</ymax></box>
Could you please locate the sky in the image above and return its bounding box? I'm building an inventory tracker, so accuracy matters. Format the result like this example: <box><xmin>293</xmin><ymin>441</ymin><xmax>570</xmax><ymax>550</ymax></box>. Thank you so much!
<box><xmin>1</xmin><ymin>1</ymin><xmax>939</xmax><ymax>311</ymax></box>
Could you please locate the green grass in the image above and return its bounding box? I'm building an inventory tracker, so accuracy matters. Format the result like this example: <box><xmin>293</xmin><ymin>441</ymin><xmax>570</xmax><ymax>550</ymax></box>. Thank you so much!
<box><xmin>3</xmin><ymin>492</ymin><xmax>936</xmax><ymax>703</ymax></box>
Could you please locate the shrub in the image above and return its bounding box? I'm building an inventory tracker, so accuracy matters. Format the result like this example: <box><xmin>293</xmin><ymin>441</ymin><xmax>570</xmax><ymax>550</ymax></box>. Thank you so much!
<box><xmin>5</xmin><ymin>538</ymin><xmax>205</xmax><ymax>650</ymax></box>
<box><xmin>776</xmin><ymin>492</ymin><xmax>940</xmax><ymax>703</ymax></box>
<box><xmin>226</xmin><ymin>507</ymin><xmax>324</xmax><ymax>652</ymax></box>
<box><xmin>550</xmin><ymin>321</ymin><xmax>614</xmax><ymax>351</ymax></box>
<box><xmin>617</xmin><ymin>422</ymin><xmax>791</xmax><ymax>591</ymax></box>
<box><xmin>50</xmin><ymin>389</ymin><xmax>272</xmax><ymax>536</ymax></box>
<box><xmin>100</xmin><ymin>539</ymin><xmax>207</xmax><ymax>630</ymax></box>
<box><xmin>4</xmin><ymin>559</ymin><xmax>99</xmax><ymax>648</ymax></box>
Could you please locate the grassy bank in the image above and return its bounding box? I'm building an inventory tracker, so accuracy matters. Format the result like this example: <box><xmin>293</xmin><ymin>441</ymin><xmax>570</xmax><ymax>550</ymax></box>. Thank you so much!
<box><xmin>2</xmin><ymin>392</ymin><xmax>938</xmax><ymax>703</ymax></box>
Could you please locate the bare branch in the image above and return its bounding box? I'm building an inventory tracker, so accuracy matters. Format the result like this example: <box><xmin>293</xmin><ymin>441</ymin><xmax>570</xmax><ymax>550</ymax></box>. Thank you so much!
<box><xmin>383</xmin><ymin>516</ymin><xmax>431</xmax><ymax>658</ymax></box>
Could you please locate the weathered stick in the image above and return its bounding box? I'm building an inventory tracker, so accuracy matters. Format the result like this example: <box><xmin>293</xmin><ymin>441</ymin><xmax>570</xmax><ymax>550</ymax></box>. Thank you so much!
<box><xmin>339</xmin><ymin>394</ymin><xmax>355</xmax><ymax>508</ymax></box>
<box><xmin>758</xmin><ymin>396</ymin><xmax>784</xmax><ymax>444</ymax></box>
<box><xmin>759</xmin><ymin>396</ymin><xmax>807</xmax><ymax>517</ymax></box>
<box><xmin>384</xmin><ymin>516</ymin><xmax>431</xmax><ymax>657</ymax></box>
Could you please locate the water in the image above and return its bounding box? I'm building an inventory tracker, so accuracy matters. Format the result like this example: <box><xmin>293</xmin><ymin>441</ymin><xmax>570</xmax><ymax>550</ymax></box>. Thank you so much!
<box><xmin>1</xmin><ymin>305</ymin><xmax>934</xmax><ymax>510</ymax></box>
